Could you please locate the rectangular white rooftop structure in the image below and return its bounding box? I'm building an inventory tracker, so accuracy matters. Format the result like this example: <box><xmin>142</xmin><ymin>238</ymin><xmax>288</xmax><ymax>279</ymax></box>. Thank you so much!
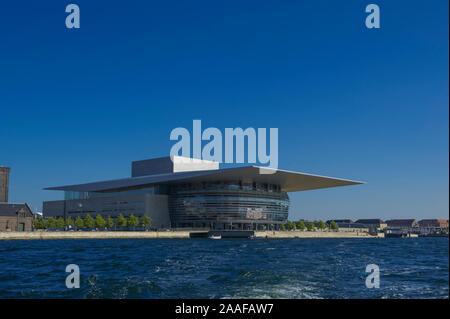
<box><xmin>132</xmin><ymin>156</ymin><xmax>219</xmax><ymax>177</ymax></box>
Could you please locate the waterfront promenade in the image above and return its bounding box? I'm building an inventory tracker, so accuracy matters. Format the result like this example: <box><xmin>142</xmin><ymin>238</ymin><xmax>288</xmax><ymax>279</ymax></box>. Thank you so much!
<box><xmin>0</xmin><ymin>230</ymin><xmax>380</xmax><ymax>240</ymax></box>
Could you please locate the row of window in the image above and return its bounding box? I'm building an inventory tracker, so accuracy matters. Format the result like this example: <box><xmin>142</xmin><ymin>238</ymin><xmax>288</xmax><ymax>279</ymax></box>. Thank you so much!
<box><xmin>169</xmin><ymin>186</ymin><xmax>289</xmax><ymax>225</ymax></box>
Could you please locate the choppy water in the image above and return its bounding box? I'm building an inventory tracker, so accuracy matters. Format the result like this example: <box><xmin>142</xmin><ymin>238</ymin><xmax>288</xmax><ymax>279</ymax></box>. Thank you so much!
<box><xmin>0</xmin><ymin>238</ymin><xmax>448</xmax><ymax>298</ymax></box>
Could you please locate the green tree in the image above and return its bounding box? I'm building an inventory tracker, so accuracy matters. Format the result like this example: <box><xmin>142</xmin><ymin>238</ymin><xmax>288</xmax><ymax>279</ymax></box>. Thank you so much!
<box><xmin>66</xmin><ymin>217</ymin><xmax>74</xmax><ymax>228</ymax></box>
<box><xmin>38</xmin><ymin>218</ymin><xmax>47</xmax><ymax>229</ymax></box>
<box><xmin>316</xmin><ymin>220</ymin><xmax>327</xmax><ymax>230</ymax></box>
<box><xmin>280</xmin><ymin>224</ymin><xmax>285</xmax><ymax>230</ymax></box>
<box><xmin>47</xmin><ymin>217</ymin><xmax>57</xmax><ymax>228</ymax></box>
<box><xmin>56</xmin><ymin>217</ymin><xmax>65</xmax><ymax>228</ymax></box>
<box><xmin>84</xmin><ymin>214</ymin><xmax>94</xmax><ymax>228</ymax></box>
<box><xmin>75</xmin><ymin>216</ymin><xmax>84</xmax><ymax>229</ymax></box>
<box><xmin>33</xmin><ymin>219</ymin><xmax>40</xmax><ymax>229</ymax></box>
<box><xmin>329</xmin><ymin>220</ymin><xmax>338</xmax><ymax>231</ymax></box>
<box><xmin>127</xmin><ymin>214</ymin><xmax>139</xmax><ymax>229</ymax></box>
<box><xmin>286</xmin><ymin>221</ymin><xmax>296</xmax><ymax>231</ymax></box>
<box><xmin>296</xmin><ymin>220</ymin><xmax>306</xmax><ymax>231</ymax></box>
<box><xmin>306</xmin><ymin>221</ymin><xmax>315</xmax><ymax>231</ymax></box>
<box><xmin>95</xmin><ymin>214</ymin><xmax>106</xmax><ymax>229</ymax></box>
<box><xmin>106</xmin><ymin>216</ymin><xmax>114</xmax><ymax>229</ymax></box>
<box><xmin>116</xmin><ymin>214</ymin><xmax>127</xmax><ymax>228</ymax></box>
<box><xmin>140</xmin><ymin>215</ymin><xmax>151</xmax><ymax>229</ymax></box>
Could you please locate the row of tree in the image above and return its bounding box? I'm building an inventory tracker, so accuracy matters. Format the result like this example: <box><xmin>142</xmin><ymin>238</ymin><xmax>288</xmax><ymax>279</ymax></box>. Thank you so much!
<box><xmin>280</xmin><ymin>220</ymin><xmax>338</xmax><ymax>231</ymax></box>
<box><xmin>33</xmin><ymin>213</ymin><xmax>151</xmax><ymax>230</ymax></box>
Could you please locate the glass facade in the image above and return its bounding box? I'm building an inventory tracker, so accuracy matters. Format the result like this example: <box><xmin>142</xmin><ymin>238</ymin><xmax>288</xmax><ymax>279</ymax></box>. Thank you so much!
<box><xmin>62</xmin><ymin>182</ymin><xmax>289</xmax><ymax>230</ymax></box>
<box><xmin>168</xmin><ymin>181</ymin><xmax>289</xmax><ymax>230</ymax></box>
<box><xmin>64</xmin><ymin>185</ymin><xmax>169</xmax><ymax>200</ymax></box>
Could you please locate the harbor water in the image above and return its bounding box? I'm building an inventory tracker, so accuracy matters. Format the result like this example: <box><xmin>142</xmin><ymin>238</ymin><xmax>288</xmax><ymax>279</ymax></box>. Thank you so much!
<box><xmin>0</xmin><ymin>237</ymin><xmax>448</xmax><ymax>298</ymax></box>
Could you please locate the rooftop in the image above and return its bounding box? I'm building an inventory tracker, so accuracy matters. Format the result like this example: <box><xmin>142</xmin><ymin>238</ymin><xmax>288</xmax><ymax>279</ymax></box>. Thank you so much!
<box><xmin>355</xmin><ymin>219</ymin><xmax>385</xmax><ymax>224</ymax></box>
<box><xmin>44</xmin><ymin>156</ymin><xmax>364</xmax><ymax>193</ymax></box>
<box><xmin>0</xmin><ymin>203</ymin><xmax>33</xmax><ymax>217</ymax></box>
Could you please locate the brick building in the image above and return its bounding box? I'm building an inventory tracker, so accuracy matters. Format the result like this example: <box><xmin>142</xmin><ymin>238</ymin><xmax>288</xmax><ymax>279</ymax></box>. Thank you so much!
<box><xmin>355</xmin><ymin>219</ymin><xmax>387</xmax><ymax>231</ymax></box>
<box><xmin>385</xmin><ymin>219</ymin><xmax>418</xmax><ymax>229</ymax></box>
<box><xmin>0</xmin><ymin>166</ymin><xmax>10</xmax><ymax>203</ymax></box>
<box><xmin>0</xmin><ymin>203</ymin><xmax>34</xmax><ymax>231</ymax></box>
<box><xmin>0</xmin><ymin>166</ymin><xmax>35</xmax><ymax>232</ymax></box>
<box><xmin>418</xmin><ymin>219</ymin><xmax>449</xmax><ymax>230</ymax></box>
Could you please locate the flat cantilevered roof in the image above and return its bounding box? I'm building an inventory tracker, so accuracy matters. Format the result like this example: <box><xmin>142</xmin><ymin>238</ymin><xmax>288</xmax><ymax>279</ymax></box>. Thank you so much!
<box><xmin>44</xmin><ymin>166</ymin><xmax>363</xmax><ymax>193</ymax></box>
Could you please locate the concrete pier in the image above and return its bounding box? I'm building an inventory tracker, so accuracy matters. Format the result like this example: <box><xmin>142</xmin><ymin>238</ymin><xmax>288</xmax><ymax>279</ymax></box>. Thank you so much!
<box><xmin>0</xmin><ymin>230</ymin><xmax>382</xmax><ymax>240</ymax></box>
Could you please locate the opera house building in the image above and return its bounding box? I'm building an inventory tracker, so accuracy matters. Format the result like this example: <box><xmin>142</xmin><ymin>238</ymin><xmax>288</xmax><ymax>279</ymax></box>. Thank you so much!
<box><xmin>43</xmin><ymin>156</ymin><xmax>362</xmax><ymax>230</ymax></box>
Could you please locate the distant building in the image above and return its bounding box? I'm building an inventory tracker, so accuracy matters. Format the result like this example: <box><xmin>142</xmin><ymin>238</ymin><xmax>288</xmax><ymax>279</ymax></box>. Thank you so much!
<box><xmin>334</xmin><ymin>222</ymin><xmax>368</xmax><ymax>233</ymax></box>
<box><xmin>0</xmin><ymin>203</ymin><xmax>34</xmax><ymax>231</ymax></box>
<box><xmin>0</xmin><ymin>166</ymin><xmax>10</xmax><ymax>203</ymax></box>
<box><xmin>34</xmin><ymin>211</ymin><xmax>43</xmax><ymax>219</ymax></box>
<box><xmin>355</xmin><ymin>219</ymin><xmax>387</xmax><ymax>231</ymax></box>
<box><xmin>0</xmin><ymin>166</ymin><xmax>35</xmax><ymax>232</ymax></box>
<box><xmin>326</xmin><ymin>219</ymin><xmax>353</xmax><ymax>225</ymax></box>
<box><xmin>385</xmin><ymin>219</ymin><xmax>418</xmax><ymax>229</ymax></box>
<box><xmin>418</xmin><ymin>219</ymin><xmax>449</xmax><ymax>231</ymax></box>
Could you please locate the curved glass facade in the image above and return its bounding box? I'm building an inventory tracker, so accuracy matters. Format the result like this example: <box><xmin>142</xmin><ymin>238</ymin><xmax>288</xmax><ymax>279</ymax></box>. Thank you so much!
<box><xmin>168</xmin><ymin>182</ymin><xmax>289</xmax><ymax>230</ymax></box>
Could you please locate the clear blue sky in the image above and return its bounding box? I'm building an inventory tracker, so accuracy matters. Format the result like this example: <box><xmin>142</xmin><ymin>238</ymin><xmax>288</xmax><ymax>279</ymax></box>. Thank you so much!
<box><xmin>0</xmin><ymin>0</ymin><xmax>448</xmax><ymax>220</ymax></box>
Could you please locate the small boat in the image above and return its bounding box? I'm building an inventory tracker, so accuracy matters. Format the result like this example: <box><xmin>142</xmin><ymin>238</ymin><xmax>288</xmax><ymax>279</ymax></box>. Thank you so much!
<box><xmin>208</xmin><ymin>235</ymin><xmax>221</xmax><ymax>239</ymax></box>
